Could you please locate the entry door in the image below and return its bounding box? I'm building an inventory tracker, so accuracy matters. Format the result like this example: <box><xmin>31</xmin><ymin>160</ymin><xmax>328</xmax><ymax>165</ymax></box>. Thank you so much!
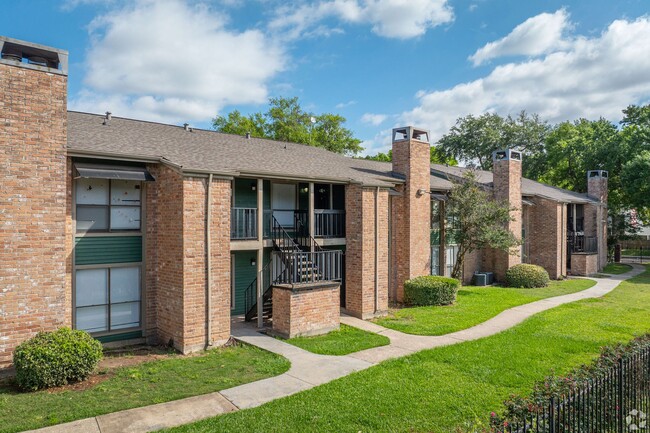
<box><xmin>272</xmin><ymin>183</ymin><xmax>296</xmax><ymax>227</ymax></box>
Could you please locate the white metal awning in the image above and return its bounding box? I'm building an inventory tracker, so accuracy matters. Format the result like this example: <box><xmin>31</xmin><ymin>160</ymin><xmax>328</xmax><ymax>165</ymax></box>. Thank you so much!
<box><xmin>74</xmin><ymin>163</ymin><xmax>155</xmax><ymax>181</ymax></box>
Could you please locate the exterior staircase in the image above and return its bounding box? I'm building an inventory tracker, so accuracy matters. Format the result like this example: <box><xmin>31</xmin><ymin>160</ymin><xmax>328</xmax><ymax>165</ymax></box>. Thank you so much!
<box><xmin>244</xmin><ymin>215</ymin><xmax>331</xmax><ymax>323</ymax></box>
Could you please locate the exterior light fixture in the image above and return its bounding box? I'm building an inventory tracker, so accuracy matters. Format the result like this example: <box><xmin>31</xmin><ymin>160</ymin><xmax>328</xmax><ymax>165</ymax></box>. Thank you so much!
<box><xmin>251</xmin><ymin>182</ymin><xmax>256</xmax><ymax>191</ymax></box>
<box><xmin>250</xmin><ymin>258</ymin><xmax>256</xmax><ymax>266</ymax></box>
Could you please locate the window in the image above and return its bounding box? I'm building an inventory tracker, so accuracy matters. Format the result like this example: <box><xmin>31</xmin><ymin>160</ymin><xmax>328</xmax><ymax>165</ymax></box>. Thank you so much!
<box><xmin>75</xmin><ymin>266</ymin><xmax>141</xmax><ymax>333</ymax></box>
<box><xmin>76</xmin><ymin>179</ymin><xmax>142</xmax><ymax>232</ymax></box>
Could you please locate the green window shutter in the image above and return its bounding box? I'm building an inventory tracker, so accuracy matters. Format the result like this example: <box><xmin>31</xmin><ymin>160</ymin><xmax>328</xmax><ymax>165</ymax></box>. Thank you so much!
<box><xmin>75</xmin><ymin>236</ymin><xmax>142</xmax><ymax>265</ymax></box>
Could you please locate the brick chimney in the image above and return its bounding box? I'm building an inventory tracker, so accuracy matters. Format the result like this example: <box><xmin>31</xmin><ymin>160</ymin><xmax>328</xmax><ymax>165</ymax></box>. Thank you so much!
<box><xmin>492</xmin><ymin>149</ymin><xmax>523</xmax><ymax>281</ymax></box>
<box><xmin>0</xmin><ymin>36</ymin><xmax>69</xmax><ymax>368</ymax></box>
<box><xmin>390</xmin><ymin>126</ymin><xmax>431</xmax><ymax>301</ymax></box>
<box><xmin>587</xmin><ymin>170</ymin><xmax>608</xmax><ymax>203</ymax></box>
<box><xmin>586</xmin><ymin>170</ymin><xmax>608</xmax><ymax>271</ymax></box>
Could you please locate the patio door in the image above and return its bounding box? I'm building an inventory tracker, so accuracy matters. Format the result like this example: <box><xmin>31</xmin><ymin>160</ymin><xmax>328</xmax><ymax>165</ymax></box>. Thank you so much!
<box><xmin>272</xmin><ymin>183</ymin><xmax>296</xmax><ymax>227</ymax></box>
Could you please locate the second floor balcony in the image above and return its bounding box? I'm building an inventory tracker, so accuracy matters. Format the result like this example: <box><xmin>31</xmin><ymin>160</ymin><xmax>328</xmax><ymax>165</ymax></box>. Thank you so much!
<box><xmin>231</xmin><ymin>208</ymin><xmax>346</xmax><ymax>240</ymax></box>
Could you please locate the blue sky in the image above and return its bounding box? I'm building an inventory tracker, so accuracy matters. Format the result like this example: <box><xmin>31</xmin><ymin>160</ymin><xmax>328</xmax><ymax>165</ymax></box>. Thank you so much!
<box><xmin>2</xmin><ymin>0</ymin><xmax>649</xmax><ymax>155</ymax></box>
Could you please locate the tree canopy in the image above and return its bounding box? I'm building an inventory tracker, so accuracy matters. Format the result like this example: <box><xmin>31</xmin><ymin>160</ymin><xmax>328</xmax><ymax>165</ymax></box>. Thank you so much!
<box><xmin>436</xmin><ymin>111</ymin><xmax>550</xmax><ymax>173</ymax></box>
<box><xmin>213</xmin><ymin>97</ymin><xmax>363</xmax><ymax>155</ymax></box>
<box><xmin>364</xmin><ymin>147</ymin><xmax>458</xmax><ymax>166</ymax></box>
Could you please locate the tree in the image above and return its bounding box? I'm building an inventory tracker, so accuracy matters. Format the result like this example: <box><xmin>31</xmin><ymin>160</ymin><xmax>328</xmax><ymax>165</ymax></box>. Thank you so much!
<box><xmin>447</xmin><ymin>171</ymin><xmax>520</xmax><ymax>280</ymax></box>
<box><xmin>363</xmin><ymin>147</ymin><xmax>458</xmax><ymax>165</ymax></box>
<box><xmin>437</xmin><ymin>111</ymin><xmax>550</xmax><ymax>173</ymax></box>
<box><xmin>212</xmin><ymin>96</ymin><xmax>363</xmax><ymax>155</ymax></box>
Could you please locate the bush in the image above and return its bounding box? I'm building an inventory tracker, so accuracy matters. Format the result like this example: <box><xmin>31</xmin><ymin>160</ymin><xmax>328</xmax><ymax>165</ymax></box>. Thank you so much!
<box><xmin>14</xmin><ymin>328</ymin><xmax>103</xmax><ymax>391</ymax></box>
<box><xmin>505</xmin><ymin>264</ymin><xmax>550</xmax><ymax>288</ymax></box>
<box><xmin>404</xmin><ymin>276</ymin><xmax>460</xmax><ymax>306</ymax></box>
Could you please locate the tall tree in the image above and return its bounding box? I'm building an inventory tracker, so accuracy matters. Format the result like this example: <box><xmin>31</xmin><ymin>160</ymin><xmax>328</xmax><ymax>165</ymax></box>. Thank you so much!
<box><xmin>212</xmin><ymin>96</ymin><xmax>363</xmax><ymax>155</ymax></box>
<box><xmin>447</xmin><ymin>171</ymin><xmax>520</xmax><ymax>280</ymax></box>
<box><xmin>363</xmin><ymin>147</ymin><xmax>458</xmax><ymax>165</ymax></box>
<box><xmin>436</xmin><ymin>111</ymin><xmax>550</xmax><ymax>174</ymax></box>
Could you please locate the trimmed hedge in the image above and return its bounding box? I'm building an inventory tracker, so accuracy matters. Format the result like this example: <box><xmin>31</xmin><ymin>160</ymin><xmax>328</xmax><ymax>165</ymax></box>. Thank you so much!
<box><xmin>404</xmin><ymin>275</ymin><xmax>460</xmax><ymax>306</ymax></box>
<box><xmin>505</xmin><ymin>264</ymin><xmax>550</xmax><ymax>288</ymax></box>
<box><xmin>14</xmin><ymin>328</ymin><xmax>103</xmax><ymax>391</ymax></box>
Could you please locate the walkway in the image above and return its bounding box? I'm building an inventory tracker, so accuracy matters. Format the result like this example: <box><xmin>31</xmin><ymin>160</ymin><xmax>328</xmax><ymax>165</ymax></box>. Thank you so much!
<box><xmin>28</xmin><ymin>265</ymin><xmax>645</xmax><ymax>433</ymax></box>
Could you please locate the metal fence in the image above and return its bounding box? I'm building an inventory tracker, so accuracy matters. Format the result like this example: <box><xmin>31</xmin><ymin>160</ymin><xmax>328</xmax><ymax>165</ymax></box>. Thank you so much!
<box><xmin>501</xmin><ymin>346</ymin><xmax>650</xmax><ymax>433</ymax></box>
<box><xmin>231</xmin><ymin>207</ymin><xmax>257</xmax><ymax>239</ymax></box>
<box><xmin>271</xmin><ymin>250</ymin><xmax>342</xmax><ymax>285</ymax></box>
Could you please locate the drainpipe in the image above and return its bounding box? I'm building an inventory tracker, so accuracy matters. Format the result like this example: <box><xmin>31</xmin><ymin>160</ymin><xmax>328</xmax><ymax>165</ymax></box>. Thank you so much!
<box><xmin>206</xmin><ymin>173</ymin><xmax>213</xmax><ymax>347</ymax></box>
<box><xmin>375</xmin><ymin>187</ymin><xmax>380</xmax><ymax>314</ymax></box>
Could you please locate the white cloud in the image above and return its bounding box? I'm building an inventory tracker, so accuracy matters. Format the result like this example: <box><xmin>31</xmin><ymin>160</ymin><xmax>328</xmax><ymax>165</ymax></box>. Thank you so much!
<box><xmin>361</xmin><ymin>113</ymin><xmax>388</xmax><ymax>125</ymax></box>
<box><xmin>470</xmin><ymin>9</ymin><xmax>570</xmax><ymax>66</ymax></box>
<box><xmin>70</xmin><ymin>0</ymin><xmax>285</xmax><ymax>123</ymax></box>
<box><xmin>336</xmin><ymin>100</ymin><xmax>357</xmax><ymax>109</ymax></box>
<box><xmin>402</xmin><ymin>15</ymin><xmax>650</xmax><ymax>142</ymax></box>
<box><xmin>269</xmin><ymin>0</ymin><xmax>454</xmax><ymax>40</ymax></box>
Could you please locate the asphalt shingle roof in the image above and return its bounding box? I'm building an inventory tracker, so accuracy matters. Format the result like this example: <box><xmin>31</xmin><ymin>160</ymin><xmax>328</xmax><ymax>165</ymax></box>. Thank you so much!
<box><xmin>67</xmin><ymin>111</ymin><xmax>596</xmax><ymax>203</ymax></box>
<box><xmin>67</xmin><ymin>111</ymin><xmax>401</xmax><ymax>187</ymax></box>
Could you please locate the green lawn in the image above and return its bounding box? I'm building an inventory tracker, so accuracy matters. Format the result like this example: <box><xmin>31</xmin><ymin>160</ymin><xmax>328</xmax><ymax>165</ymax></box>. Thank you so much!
<box><xmin>281</xmin><ymin>324</ymin><xmax>390</xmax><ymax>355</ymax></box>
<box><xmin>374</xmin><ymin>278</ymin><xmax>596</xmax><ymax>336</ymax></box>
<box><xmin>0</xmin><ymin>344</ymin><xmax>289</xmax><ymax>433</ymax></box>
<box><xmin>622</xmin><ymin>248</ymin><xmax>650</xmax><ymax>256</ymax></box>
<box><xmin>603</xmin><ymin>263</ymin><xmax>633</xmax><ymax>274</ymax></box>
<box><xmin>167</xmin><ymin>267</ymin><xmax>650</xmax><ymax>433</ymax></box>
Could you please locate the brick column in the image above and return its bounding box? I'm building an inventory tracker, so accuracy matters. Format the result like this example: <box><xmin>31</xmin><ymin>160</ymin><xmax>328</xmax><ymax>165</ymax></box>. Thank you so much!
<box><xmin>147</xmin><ymin>167</ymin><xmax>231</xmax><ymax>353</ymax></box>
<box><xmin>345</xmin><ymin>185</ymin><xmax>389</xmax><ymax>319</ymax></box>
<box><xmin>390</xmin><ymin>127</ymin><xmax>431</xmax><ymax>301</ymax></box>
<box><xmin>586</xmin><ymin>170</ymin><xmax>608</xmax><ymax>271</ymax></box>
<box><xmin>0</xmin><ymin>40</ymin><xmax>69</xmax><ymax>369</ymax></box>
<box><xmin>528</xmin><ymin>197</ymin><xmax>567</xmax><ymax>279</ymax></box>
<box><xmin>492</xmin><ymin>149</ymin><xmax>523</xmax><ymax>281</ymax></box>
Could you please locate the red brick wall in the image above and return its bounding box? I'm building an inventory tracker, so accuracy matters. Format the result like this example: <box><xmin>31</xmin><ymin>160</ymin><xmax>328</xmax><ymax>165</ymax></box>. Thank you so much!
<box><xmin>345</xmin><ymin>186</ymin><xmax>389</xmax><ymax>319</ymax></box>
<box><xmin>150</xmin><ymin>165</ymin><xmax>185</xmax><ymax>349</ymax></box>
<box><xmin>272</xmin><ymin>284</ymin><xmax>340</xmax><ymax>338</ymax></box>
<box><xmin>0</xmin><ymin>62</ymin><xmax>68</xmax><ymax>369</ymax></box>
<box><xmin>146</xmin><ymin>168</ymin><xmax>231</xmax><ymax>353</ymax></box>
<box><xmin>571</xmin><ymin>253</ymin><xmax>598</xmax><ymax>276</ymax></box>
<box><xmin>391</xmin><ymin>138</ymin><xmax>431</xmax><ymax>300</ymax></box>
<box><xmin>528</xmin><ymin>197</ymin><xmax>567</xmax><ymax>279</ymax></box>
<box><xmin>492</xmin><ymin>157</ymin><xmax>523</xmax><ymax>281</ymax></box>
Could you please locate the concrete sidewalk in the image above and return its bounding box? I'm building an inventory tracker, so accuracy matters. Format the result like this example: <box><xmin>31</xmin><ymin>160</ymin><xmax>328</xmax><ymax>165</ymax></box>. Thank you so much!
<box><xmin>27</xmin><ymin>265</ymin><xmax>644</xmax><ymax>433</ymax></box>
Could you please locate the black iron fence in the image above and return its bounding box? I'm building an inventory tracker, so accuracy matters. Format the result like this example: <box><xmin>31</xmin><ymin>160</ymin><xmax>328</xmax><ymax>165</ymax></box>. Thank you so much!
<box><xmin>499</xmin><ymin>346</ymin><xmax>650</xmax><ymax>433</ymax></box>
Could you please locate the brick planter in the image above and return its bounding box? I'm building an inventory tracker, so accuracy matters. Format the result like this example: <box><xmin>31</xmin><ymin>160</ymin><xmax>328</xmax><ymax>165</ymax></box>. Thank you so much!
<box><xmin>272</xmin><ymin>283</ymin><xmax>340</xmax><ymax>338</ymax></box>
<box><xmin>571</xmin><ymin>253</ymin><xmax>598</xmax><ymax>276</ymax></box>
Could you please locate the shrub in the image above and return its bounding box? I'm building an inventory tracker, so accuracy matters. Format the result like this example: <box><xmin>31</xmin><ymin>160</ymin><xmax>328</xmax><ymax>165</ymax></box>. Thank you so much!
<box><xmin>14</xmin><ymin>328</ymin><xmax>103</xmax><ymax>391</ymax></box>
<box><xmin>404</xmin><ymin>275</ymin><xmax>460</xmax><ymax>306</ymax></box>
<box><xmin>505</xmin><ymin>264</ymin><xmax>549</xmax><ymax>288</ymax></box>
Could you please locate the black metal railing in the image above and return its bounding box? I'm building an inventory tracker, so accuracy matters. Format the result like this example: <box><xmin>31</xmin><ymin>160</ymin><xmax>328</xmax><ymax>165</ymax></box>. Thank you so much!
<box><xmin>314</xmin><ymin>209</ymin><xmax>345</xmax><ymax>238</ymax></box>
<box><xmin>244</xmin><ymin>215</ymin><xmax>342</xmax><ymax>320</ymax></box>
<box><xmin>500</xmin><ymin>346</ymin><xmax>650</xmax><ymax>433</ymax></box>
<box><xmin>294</xmin><ymin>211</ymin><xmax>323</xmax><ymax>252</ymax></box>
<box><xmin>272</xmin><ymin>250</ymin><xmax>342</xmax><ymax>285</ymax></box>
<box><xmin>231</xmin><ymin>207</ymin><xmax>257</xmax><ymax>239</ymax></box>
<box><xmin>568</xmin><ymin>233</ymin><xmax>598</xmax><ymax>254</ymax></box>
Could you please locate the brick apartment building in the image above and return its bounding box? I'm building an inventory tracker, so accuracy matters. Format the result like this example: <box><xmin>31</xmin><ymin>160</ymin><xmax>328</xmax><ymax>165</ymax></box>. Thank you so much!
<box><xmin>0</xmin><ymin>36</ymin><xmax>608</xmax><ymax>370</ymax></box>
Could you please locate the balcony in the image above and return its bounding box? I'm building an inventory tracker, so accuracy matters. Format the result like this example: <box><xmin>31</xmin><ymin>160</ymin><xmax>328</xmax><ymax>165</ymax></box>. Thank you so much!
<box><xmin>231</xmin><ymin>207</ymin><xmax>257</xmax><ymax>240</ymax></box>
<box><xmin>233</xmin><ymin>208</ymin><xmax>345</xmax><ymax>240</ymax></box>
<box><xmin>295</xmin><ymin>209</ymin><xmax>346</xmax><ymax>239</ymax></box>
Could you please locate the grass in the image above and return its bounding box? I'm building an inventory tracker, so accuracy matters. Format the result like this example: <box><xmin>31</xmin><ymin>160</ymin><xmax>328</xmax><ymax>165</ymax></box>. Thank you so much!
<box><xmin>622</xmin><ymin>249</ymin><xmax>650</xmax><ymax>256</ymax></box>
<box><xmin>280</xmin><ymin>324</ymin><xmax>390</xmax><ymax>355</ymax></box>
<box><xmin>0</xmin><ymin>344</ymin><xmax>289</xmax><ymax>433</ymax></box>
<box><xmin>374</xmin><ymin>278</ymin><xmax>596</xmax><ymax>336</ymax></box>
<box><xmin>167</xmin><ymin>267</ymin><xmax>650</xmax><ymax>433</ymax></box>
<box><xmin>603</xmin><ymin>263</ymin><xmax>633</xmax><ymax>274</ymax></box>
